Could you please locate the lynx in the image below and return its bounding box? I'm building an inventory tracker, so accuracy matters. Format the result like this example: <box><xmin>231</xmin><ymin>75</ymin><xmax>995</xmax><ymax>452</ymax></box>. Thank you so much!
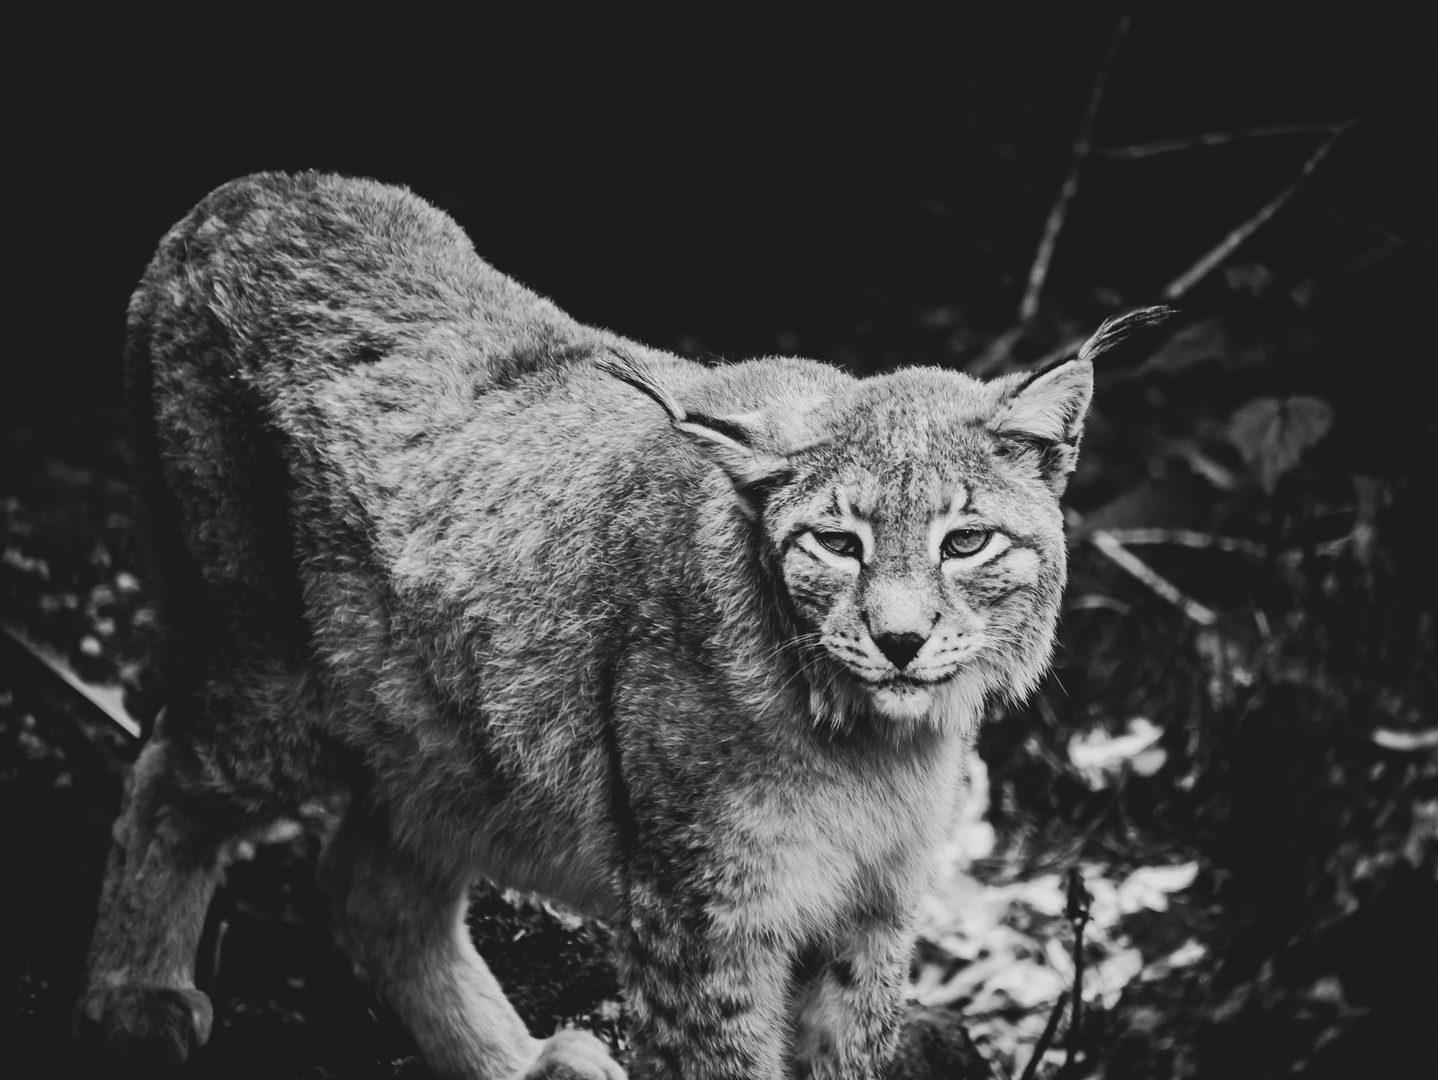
<box><xmin>75</xmin><ymin>171</ymin><xmax>1158</xmax><ymax>1079</ymax></box>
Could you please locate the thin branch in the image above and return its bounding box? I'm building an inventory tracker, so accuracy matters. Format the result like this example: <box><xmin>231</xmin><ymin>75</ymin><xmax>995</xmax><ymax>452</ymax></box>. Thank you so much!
<box><xmin>1160</xmin><ymin>120</ymin><xmax>1356</xmax><ymax>301</ymax></box>
<box><xmin>1063</xmin><ymin>869</ymin><xmax>1093</xmax><ymax>1074</ymax></box>
<box><xmin>964</xmin><ymin>325</ymin><xmax>1026</xmax><ymax>378</ymax></box>
<box><xmin>1018</xmin><ymin>992</ymin><xmax>1069</xmax><ymax>1080</ymax></box>
<box><xmin>971</xmin><ymin>330</ymin><xmax>1084</xmax><ymax>381</ymax></box>
<box><xmin>1090</xmin><ymin>531</ymin><xmax>1218</xmax><ymax>625</ymax></box>
<box><xmin>1018</xmin><ymin>13</ymin><xmax>1132</xmax><ymax>323</ymax></box>
<box><xmin>1319</xmin><ymin>208</ymin><xmax>1436</xmax><ymax>255</ymax></box>
<box><xmin>1095</xmin><ymin>122</ymin><xmax>1343</xmax><ymax>159</ymax></box>
<box><xmin>1</xmin><ymin>620</ymin><xmax>141</xmax><ymax>739</ymax></box>
<box><xmin>1371</xmin><ymin>727</ymin><xmax>1438</xmax><ymax>752</ymax></box>
<box><xmin>1098</xmin><ymin>528</ymin><xmax>1267</xmax><ymax>559</ymax></box>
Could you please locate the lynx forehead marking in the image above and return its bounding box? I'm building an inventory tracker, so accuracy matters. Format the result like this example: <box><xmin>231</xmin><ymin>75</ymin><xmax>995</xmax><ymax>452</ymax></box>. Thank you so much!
<box><xmin>834</xmin><ymin>490</ymin><xmax>875</xmax><ymax>562</ymax></box>
<box><xmin>793</xmin><ymin>489</ymin><xmax>874</xmax><ymax>571</ymax></box>
<box><xmin>832</xmin><ymin>490</ymin><xmax>874</xmax><ymax>544</ymax></box>
<box><xmin>926</xmin><ymin>488</ymin><xmax>975</xmax><ymax>564</ymax></box>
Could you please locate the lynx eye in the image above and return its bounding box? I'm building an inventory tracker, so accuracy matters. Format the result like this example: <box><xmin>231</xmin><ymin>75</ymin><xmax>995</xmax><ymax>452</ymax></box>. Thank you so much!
<box><xmin>941</xmin><ymin>528</ymin><xmax>992</xmax><ymax>559</ymax></box>
<box><xmin>814</xmin><ymin>530</ymin><xmax>863</xmax><ymax>560</ymax></box>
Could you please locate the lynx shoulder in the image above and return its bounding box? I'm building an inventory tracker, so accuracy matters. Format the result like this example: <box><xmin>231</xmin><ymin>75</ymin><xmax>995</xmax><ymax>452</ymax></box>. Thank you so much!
<box><xmin>76</xmin><ymin>171</ymin><xmax>1162</xmax><ymax>1079</ymax></box>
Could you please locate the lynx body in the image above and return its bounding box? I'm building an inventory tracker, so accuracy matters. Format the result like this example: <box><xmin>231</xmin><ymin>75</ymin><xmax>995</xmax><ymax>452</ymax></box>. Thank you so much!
<box><xmin>77</xmin><ymin>172</ymin><xmax>1116</xmax><ymax>1079</ymax></box>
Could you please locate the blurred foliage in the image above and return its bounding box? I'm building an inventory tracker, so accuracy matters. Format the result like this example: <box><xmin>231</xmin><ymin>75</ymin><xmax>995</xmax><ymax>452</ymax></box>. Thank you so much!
<box><xmin>950</xmin><ymin>239</ymin><xmax>1438</xmax><ymax>1076</ymax></box>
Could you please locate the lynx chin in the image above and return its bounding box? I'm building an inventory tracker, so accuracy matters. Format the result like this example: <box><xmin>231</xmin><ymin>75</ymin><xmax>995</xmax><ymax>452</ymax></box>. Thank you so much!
<box><xmin>75</xmin><ymin>171</ymin><xmax>1165</xmax><ymax>1080</ymax></box>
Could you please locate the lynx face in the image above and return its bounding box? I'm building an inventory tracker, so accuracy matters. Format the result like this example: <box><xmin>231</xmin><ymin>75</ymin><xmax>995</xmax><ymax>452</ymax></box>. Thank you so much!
<box><xmin>607</xmin><ymin>329</ymin><xmax>1107</xmax><ymax>734</ymax></box>
<box><xmin>764</xmin><ymin>368</ymin><xmax>1076</xmax><ymax>725</ymax></box>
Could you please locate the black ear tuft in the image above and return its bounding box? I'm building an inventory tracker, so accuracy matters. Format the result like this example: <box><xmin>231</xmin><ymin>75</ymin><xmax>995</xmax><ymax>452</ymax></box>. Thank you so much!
<box><xmin>594</xmin><ymin>345</ymin><xmax>686</xmax><ymax>421</ymax></box>
<box><xmin>1076</xmin><ymin>306</ymin><xmax>1177</xmax><ymax>363</ymax></box>
<box><xmin>673</xmin><ymin>413</ymin><xmax>793</xmax><ymax>515</ymax></box>
<box><xmin>595</xmin><ymin>346</ymin><xmax>791</xmax><ymax>516</ymax></box>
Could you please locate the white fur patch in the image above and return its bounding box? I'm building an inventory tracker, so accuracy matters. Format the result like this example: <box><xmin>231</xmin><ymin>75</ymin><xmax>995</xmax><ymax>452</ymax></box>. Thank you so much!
<box><xmin>1000</xmin><ymin>546</ymin><xmax>1040</xmax><ymax>580</ymax></box>
<box><xmin>870</xmin><ymin>682</ymin><xmax>936</xmax><ymax>720</ymax></box>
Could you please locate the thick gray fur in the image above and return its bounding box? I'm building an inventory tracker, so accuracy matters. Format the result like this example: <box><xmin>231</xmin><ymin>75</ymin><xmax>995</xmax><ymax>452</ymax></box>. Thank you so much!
<box><xmin>75</xmin><ymin>172</ymin><xmax>1126</xmax><ymax>1079</ymax></box>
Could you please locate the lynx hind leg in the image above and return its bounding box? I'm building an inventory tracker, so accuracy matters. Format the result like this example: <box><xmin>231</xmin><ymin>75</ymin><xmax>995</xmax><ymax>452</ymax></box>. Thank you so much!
<box><xmin>318</xmin><ymin>803</ymin><xmax>623</xmax><ymax>1080</ymax></box>
<box><xmin>74</xmin><ymin>729</ymin><xmax>228</xmax><ymax>1064</ymax></box>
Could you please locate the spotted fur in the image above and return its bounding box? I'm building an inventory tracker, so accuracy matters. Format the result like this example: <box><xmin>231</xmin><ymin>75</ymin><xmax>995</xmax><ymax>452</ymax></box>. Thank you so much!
<box><xmin>75</xmin><ymin>172</ymin><xmax>1147</xmax><ymax>1079</ymax></box>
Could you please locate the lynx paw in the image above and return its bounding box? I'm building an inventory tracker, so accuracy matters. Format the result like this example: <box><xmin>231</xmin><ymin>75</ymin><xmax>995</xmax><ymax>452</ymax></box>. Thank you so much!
<box><xmin>522</xmin><ymin>1028</ymin><xmax>626</xmax><ymax>1080</ymax></box>
<box><xmin>74</xmin><ymin>984</ymin><xmax>214</xmax><ymax>1065</ymax></box>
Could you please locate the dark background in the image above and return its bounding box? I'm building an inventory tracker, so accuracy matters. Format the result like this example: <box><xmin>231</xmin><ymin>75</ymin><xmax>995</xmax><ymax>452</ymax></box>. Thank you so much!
<box><xmin>7</xmin><ymin>3</ymin><xmax>1433</xmax><ymax>414</ymax></box>
<box><xmin>4</xmin><ymin>3</ymin><xmax>1437</xmax><ymax>1078</ymax></box>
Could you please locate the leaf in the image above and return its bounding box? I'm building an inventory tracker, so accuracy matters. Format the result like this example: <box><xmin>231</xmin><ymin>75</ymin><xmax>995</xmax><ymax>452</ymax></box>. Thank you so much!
<box><xmin>1227</xmin><ymin>396</ymin><xmax>1335</xmax><ymax>493</ymax></box>
<box><xmin>1087</xmin><ymin>946</ymin><xmax>1145</xmax><ymax>1008</ymax></box>
<box><xmin>970</xmin><ymin>958</ymin><xmax>1068</xmax><ymax>1011</ymax></box>
<box><xmin>1371</xmin><ymin>727</ymin><xmax>1438</xmax><ymax>752</ymax></box>
<box><xmin>1116</xmin><ymin>862</ymin><xmax>1200</xmax><ymax>913</ymax></box>
<box><xmin>1068</xmin><ymin>717</ymin><xmax>1167</xmax><ymax>790</ymax></box>
<box><xmin>1135</xmin><ymin>318</ymin><xmax>1230</xmax><ymax>376</ymax></box>
<box><xmin>1144</xmin><ymin>938</ymin><xmax>1208</xmax><ymax>979</ymax></box>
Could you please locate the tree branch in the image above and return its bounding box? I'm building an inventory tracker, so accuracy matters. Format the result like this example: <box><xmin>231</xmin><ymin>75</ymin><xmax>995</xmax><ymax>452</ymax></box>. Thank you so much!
<box><xmin>1096</xmin><ymin>122</ymin><xmax>1342</xmax><ymax>159</ymax></box>
<box><xmin>1090</xmin><ymin>531</ymin><xmax>1218</xmax><ymax>625</ymax></box>
<box><xmin>1160</xmin><ymin>120</ymin><xmax>1355</xmax><ymax>301</ymax></box>
<box><xmin>1018</xmin><ymin>13</ymin><xmax>1132</xmax><ymax>323</ymax></box>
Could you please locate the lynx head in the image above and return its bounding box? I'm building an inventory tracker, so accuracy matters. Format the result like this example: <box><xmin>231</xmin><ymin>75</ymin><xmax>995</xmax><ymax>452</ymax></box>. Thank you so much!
<box><xmin>605</xmin><ymin>309</ymin><xmax>1166</xmax><ymax>736</ymax></box>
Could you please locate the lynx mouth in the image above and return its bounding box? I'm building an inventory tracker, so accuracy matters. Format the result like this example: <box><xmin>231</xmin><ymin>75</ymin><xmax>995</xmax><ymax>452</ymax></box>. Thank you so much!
<box><xmin>870</xmin><ymin>665</ymin><xmax>967</xmax><ymax>693</ymax></box>
<box><xmin>867</xmin><ymin>678</ymin><xmax>940</xmax><ymax>721</ymax></box>
<box><xmin>879</xmin><ymin>672</ymin><xmax>944</xmax><ymax>687</ymax></box>
<box><xmin>838</xmin><ymin>665</ymin><xmax>952</xmax><ymax>690</ymax></box>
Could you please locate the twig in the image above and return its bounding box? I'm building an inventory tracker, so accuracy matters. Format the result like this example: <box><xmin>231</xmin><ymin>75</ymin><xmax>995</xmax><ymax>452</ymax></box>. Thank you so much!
<box><xmin>1</xmin><ymin>620</ymin><xmax>141</xmax><ymax>739</ymax></box>
<box><xmin>1063</xmin><ymin>869</ymin><xmax>1093</xmax><ymax>1074</ymax></box>
<box><xmin>965</xmin><ymin>326</ymin><xmax>1026</xmax><ymax>378</ymax></box>
<box><xmin>1319</xmin><ymin>208</ymin><xmax>1436</xmax><ymax>255</ymax></box>
<box><xmin>969</xmin><ymin>331</ymin><xmax>1083</xmax><ymax>380</ymax></box>
<box><xmin>1160</xmin><ymin>119</ymin><xmax>1356</xmax><ymax>301</ymax></box>
<box><xmin>1018</xmin><ymin>991</ymin><xmax>1068</xmax><ymax>1080</ymax></box>
<box><xmin>1095</xmin><ymin>122</ymin><xmax>1342</xmax><ymax>159</ymax></box>
<box><xmin>1018</xmin><ymin>13</ymin><xmax>1132</xmax><ymax>323</ymax></box>
<box><xmin>1090</xmin><ymin>531</ymin><xmax>1217</xmax><ymax>625</ymax></box>
<box><xmin>1371</xmin><ymin>728</ymin><xmax>1438</xmax><ymax>752</ymax></box>
<box><xmin>1097</xmin><ymin>528</ymin><xmax>1267</xmax><ymax>559</ymax></box>
<box><xmin>1024</xmin><ymin>335</ymin><xmax>1087</xmax><ymax>376</ymax></box>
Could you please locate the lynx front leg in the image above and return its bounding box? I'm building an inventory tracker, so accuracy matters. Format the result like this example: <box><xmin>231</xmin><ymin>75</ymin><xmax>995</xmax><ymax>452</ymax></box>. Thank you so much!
<box><xmin>618</xmin><ymin>879</ymin><xmax>796</xmax><ymax>1080</ymax></box>
<box><xmin>74</xmin><ymin>736</ymin><xmax>225</xmax><ymax>1064</ymax></box>
<box><xmin>790</xmin><ymin>917</ymin><xmax>911</xmax><ymax>1080</ymax></box>
<box><xmin>319</xmin><ymin>803</ymin><xmax>623</xmax><ymax>1080</ymax></box>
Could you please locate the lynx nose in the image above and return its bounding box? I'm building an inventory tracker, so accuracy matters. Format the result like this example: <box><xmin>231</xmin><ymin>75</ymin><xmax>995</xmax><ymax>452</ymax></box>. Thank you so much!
<box><xmin>873</xmin><ymin>631</ymin><xmax>926</xmax><ymax>671</ymax></box>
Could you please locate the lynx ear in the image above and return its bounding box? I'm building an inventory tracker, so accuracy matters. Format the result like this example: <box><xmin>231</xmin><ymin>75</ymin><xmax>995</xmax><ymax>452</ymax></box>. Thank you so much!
<box><xmin>673</xmin><ymin>412</ymin><xmax>792</xmax><ymax>502</ymax></box>
<box><xmin>992</xmin><ymin>358</ymin><xmax>1094</xmax><ymax>446</ymax></box>
<box><xmin>989</xmin><ymin>308</ymin><xmax>1173</xmax><ymax>494</ymax></box>
<box><xmin>596</xmin><ymin>346</ymin><xmax>791</xmax><ymax>514</ymax></box>
<box><xmin>990</xmin><ymin>359</ymin><xmax>1093</xmax><ymax>495</ymax></box>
